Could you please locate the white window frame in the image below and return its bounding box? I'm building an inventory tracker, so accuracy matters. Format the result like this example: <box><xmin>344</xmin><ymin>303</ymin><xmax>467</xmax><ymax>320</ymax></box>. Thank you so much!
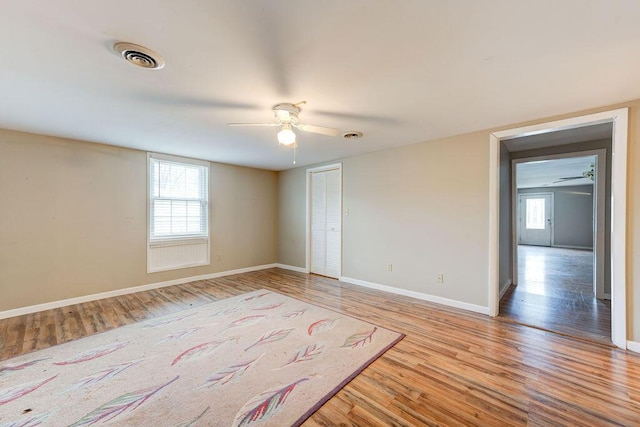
<box><xmin>147</xmin><ymin>153</ymin><xmax>210</xmax><ymax>273</ymax></box>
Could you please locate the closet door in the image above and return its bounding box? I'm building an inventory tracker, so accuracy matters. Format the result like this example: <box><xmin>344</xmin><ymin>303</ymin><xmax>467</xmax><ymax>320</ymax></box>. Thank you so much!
<box><xmin>310</xmin><ymin>168</ymin><xmax>341</xmax><ymax>278</ymax></box>
<box><xmin>311</xmin><ymin>171</ymin><xmax>327</xmax><ymax>275</ymax></box>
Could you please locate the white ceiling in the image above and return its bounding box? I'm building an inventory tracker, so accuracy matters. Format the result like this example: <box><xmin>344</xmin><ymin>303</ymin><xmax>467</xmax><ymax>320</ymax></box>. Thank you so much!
<box><xmin>1</xmin><ymin>1</ymin><xmax>640</xmax><ymax>171</ymax></box>
<box><xmin>516</xmin><ymin>156</ymin><xmax>596</xmax><ymax>189</ymax></box>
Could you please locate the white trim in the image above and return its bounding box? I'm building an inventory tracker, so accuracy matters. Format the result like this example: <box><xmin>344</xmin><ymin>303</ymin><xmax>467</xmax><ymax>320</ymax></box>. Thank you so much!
<box><xmin>510</xmin><ymin>157</ymin><xmax>518</xmax><ymax>284</ymax></box>
<box><xmin>0</xmin><ymin>264</ymin><xmax>277</xmax><ymax>320</ymax></box>
<box><xmin>146</xmin><ymin>258</ymin><xmax>210</xmax><ymax>274</ymax></box>
<box><xmin>148</xmin><ymin>237</ymin><xmax>209</xmax><ymax>248</ymax></box>
<box><xmin>493</xmin><ymin>110</ymin><xmax>619</xmax><ymax>142</ymax></box>
<box><xmin>499</xmin><ymin>279</ymin><xmax>512</xmax><ymax>299</ymax></box>
<box><xmin>626</xmin><ymin>341</ymin><xmax>640</xmax><ymax>354</ymax></box>
<box><xmin>610</xmin><ymin>109</ymin><xmax>628</xmax><ymax>349</ymax></box>
<box><xmin>306</xmin><ymin>163</ymin><xmax>343</xmax><ymax>278</ymax></box>
<box><xmin>341</xmin><ymin>276</ymin><xmax>490</xmax><ymax>315</ymax></box>
<box><xmin>488</xmin><ymin>134</ymin><xmax>500</xmax><ymax>316</ymax></box>
<box><xmin>274</xmin><ymin>263</ymin><xmax>309</xmax><ymax>273</ymax></box>
<box><xmin>306</xmin><ymin>172</ymin><xmax>311</xmax><ymax>273</ymax></box>
<box><xmin>490</xmin><ymin>108</ymin><xmax>628</xmax><ymax>349</ymax></box>
<box><xmin>594</xmin><ymin>149</ymin><xmax>607</xmax><ymax>299</ymax></box>
<box><xmin>305</xmin><ymin>164</ymin><xmax>343</xmax><ymax>174</ymax></box>
<box><xmin>148</xmin><ymin>151</ymin><xmax>210</xmax><ymax>167</ymax></box>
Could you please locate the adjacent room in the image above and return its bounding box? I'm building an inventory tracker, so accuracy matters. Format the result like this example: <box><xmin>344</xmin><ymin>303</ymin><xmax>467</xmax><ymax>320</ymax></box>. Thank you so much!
<box><xmin>1</xmin><ymin>1</ymin><xmax>640</xmax><ymax>425</ymax></box>
<box><xmin>500</xmin><ymin>152</ymin><xmax>612</xmax><ymax>343</ymax></box>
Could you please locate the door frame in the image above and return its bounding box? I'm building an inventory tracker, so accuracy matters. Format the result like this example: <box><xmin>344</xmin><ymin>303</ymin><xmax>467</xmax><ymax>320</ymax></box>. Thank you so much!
<box><xmin>306</xmin><ymin>163</ymin><xmax>343</xmax><ymax>276</ymax></box>
<box><xmin>511</xmin><ymin>150</ymin><xmax>607</xmax><ymax>299</ymax></box>
<box><xmin>488</xmin><ymin>108</ymin><xmax>628</xmax><ymax>349</ymax></box>
<box><xmin>517</xmin><ymin>192</ymin><xmax>554</xmax><ymax>247</ymax></box>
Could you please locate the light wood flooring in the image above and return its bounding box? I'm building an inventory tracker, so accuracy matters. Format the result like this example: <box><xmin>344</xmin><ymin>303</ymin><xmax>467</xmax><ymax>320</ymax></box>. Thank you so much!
<box><xmin>1</xmin><ymin>268</ymin><xmax>639</xmax><ymax>426</ymax></box>
<box><xmin>500</xmin><ymin>245</ymin><xmax>611</xmax><ymax>344</ymax></box>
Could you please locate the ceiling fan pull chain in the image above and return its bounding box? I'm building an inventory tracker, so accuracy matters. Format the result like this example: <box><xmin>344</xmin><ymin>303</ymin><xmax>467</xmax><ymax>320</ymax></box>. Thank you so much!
<box><xmin>293</xmin><ymin>144</ymin><xmax>297</xmax><ymax>164</ymax></box>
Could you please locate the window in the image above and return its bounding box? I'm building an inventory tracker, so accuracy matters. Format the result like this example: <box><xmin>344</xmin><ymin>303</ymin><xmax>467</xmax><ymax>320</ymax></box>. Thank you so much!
<box><xmin>147</xmin><ymin>153</ymin><xmax>210</xmax><ymax>272</ymax></box>
<box><xmin>525</xmin><ymin>198</ymin><xmax>545</xmax><ymax>230</ymax></box>
<box><xmin>149</xmin><ymin>153</ymin><xmax>209</xmax><ymax>241</ymax></box>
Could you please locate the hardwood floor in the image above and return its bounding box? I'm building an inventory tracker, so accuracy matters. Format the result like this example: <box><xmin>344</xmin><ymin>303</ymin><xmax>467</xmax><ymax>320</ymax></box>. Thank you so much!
<box><xmin>2</xmin><ymin>268</ymin><xmax>639</xmax><ymax>425</ymax></box>
<box><xmin>500</xmin><ymin>245</ymin><xmax>611</xmax><ymax>344</ymax></box>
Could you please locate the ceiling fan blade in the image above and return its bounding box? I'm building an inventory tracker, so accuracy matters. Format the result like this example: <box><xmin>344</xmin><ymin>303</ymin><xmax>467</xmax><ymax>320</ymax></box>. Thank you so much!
<box><xmin>296</xmin><ymin>123</ymin><xmax>341</xmax><ymax>137</ymax></box>
<box><xmin>552</xmin><ymin>176</ymin><xmax>584</xmax><ymax>183</ymax></box>
<box><xmin>227</xmin><ymin>123</ymin><xmax>280</xmax><ymax>127</ymax></box>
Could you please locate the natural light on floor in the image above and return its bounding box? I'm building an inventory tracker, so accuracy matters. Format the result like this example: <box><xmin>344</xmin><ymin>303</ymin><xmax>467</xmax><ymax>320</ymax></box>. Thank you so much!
<box><xmin>523</xmin><ymin>254</ymin><xmax>548</xmax><ymax>295</ymax></box>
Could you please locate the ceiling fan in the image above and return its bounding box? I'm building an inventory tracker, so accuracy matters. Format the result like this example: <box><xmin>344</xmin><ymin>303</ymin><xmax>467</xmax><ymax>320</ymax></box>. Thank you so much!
<box><xmin>551</xmin><ymin>163</ymin><xmax>595</xmax><ymax>184</ymax></box>
<box><xmin>227</xmin><ymin>101</ymin><xmax>341</xmax><ymax>148</ymax></box>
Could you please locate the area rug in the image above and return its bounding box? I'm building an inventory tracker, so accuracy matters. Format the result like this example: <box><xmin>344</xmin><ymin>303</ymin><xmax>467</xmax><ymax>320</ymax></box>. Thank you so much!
<box><xmin>0</xmin><ymin>290</ymin><xmax>403</xmax><ymax>426</ymax></box>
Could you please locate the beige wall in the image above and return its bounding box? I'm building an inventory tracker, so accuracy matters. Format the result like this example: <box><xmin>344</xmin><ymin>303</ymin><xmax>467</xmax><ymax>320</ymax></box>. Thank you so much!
<box><xmin>277</xmin><ymin>167</ymin><xmax>306</xmax><ymax>267</ymax></box>
<box><xmin>0</xmin><ymin>129</ymin><xmax>278</xmax><ymax>311</ymax></box>
<box><xmin>277</xmin><ymin>100</ymin><xmax>640</xmax><ymax>341</ymax></box>
<box><xmin>278</xmin><ymin>132</ymin><xmax>491</xmax><ymax>308</ymax></box>
<box><xmin>343</xmin><ymin>135</ymin><xmax>490</xmax><ymax>307</ymax></box>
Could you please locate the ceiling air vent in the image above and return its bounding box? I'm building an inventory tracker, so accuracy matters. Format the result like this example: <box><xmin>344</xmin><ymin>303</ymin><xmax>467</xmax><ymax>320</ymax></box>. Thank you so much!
<box><xmin>343</xmin><ymin>131</ymin><xmax>363</xmax><ymax>140</ymax></box>
<box><xmin>113</xmin><ymin>42</ymin><xmax>165</xmax><ymax>70</ymax></box>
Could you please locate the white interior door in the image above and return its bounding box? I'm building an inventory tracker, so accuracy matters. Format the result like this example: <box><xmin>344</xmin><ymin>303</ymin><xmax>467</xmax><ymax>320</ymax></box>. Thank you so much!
<box><xmin>310</xmin><ymin>167</ymin><xmax>341</xmax><ymax>278</ymax></box>
<box><xmin>519</xmin><ymin>193</ymin><xmax>552</xmax><ymax>246</ymax></box>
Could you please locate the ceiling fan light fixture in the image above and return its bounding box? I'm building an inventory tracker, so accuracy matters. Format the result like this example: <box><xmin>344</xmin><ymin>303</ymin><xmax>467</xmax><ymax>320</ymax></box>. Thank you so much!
<box><xmin>277</xmin><ymin>124</ymin><xmax>297</xmax><ymax>146</ymax></box>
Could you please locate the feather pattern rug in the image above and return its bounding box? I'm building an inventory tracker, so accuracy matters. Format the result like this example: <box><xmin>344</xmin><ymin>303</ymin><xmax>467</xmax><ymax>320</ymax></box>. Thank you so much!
<box><xmin>0</xmin><ymin>290</ymin><xmax>403</xmax><ymax>426</ymax></box>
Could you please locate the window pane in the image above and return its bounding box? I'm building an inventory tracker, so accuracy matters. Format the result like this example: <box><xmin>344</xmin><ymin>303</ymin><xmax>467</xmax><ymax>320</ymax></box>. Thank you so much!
<box><xmin>152</xmin><ymin>162</ymin><xmax>160</xmax><ymax>197</ymax></box>
<box><xmin>172</xmin><ymin>216</ymin><xmax>187</xmax><ymax>234</ymax></box>
<box><xmin>155</xmin><ymin>162</ymin><xmax>205</xmax><ymax>199</ymax></box>
<box><xmin>150</xmin><ymin>157</ymin><xmax>208</xmax><ymax>239</ymax></box>
<box><xmin>171</xmin><ymin>200</ymin><xmax>187</xmax><ymax>217</ymax></box>
<box><xmin>187</xmin><ymin>201</ymin><xmax>201</xmax><ymax>218</ymax></box>
<box><xmin>525</xmin><ymin>198</ymin><xmax>545</xmax><ymax>229</ymax></box>
<box><xmin>154</xmin><ymin>200</ymin><xmax>171</xmax><ymax>217</ymax></box>
<box><xmin>153</xmin><ymin>217</ymin><xmax>171</xmax><ymax>236</ymax></box>
<box><xmin>185</xmin><ymin>168</ymin><xmax>201</xmax><ymax>198</ymax></box>
<box><xmin>187</xmin><ymin>218</ymin><xmax>201</xmax><ymax>233</ymax></box>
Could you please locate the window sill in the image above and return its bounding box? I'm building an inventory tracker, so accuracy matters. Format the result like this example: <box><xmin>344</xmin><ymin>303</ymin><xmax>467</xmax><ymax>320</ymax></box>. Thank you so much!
<box><xmin>149</xmin><ymin>236</ymin><xmax>209</xmax><ymax>248</ymax></box>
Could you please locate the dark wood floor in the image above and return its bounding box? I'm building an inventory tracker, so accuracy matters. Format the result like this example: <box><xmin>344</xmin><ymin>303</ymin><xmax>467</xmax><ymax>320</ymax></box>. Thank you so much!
<box><xmin>500</xmin><ymin>245</ymin><xmax>611</xmax><ymax>344</ymax></box>
<box><xmin>2</xmin><ymin>268</ymin><xmax>639</xmax><ymax>425</ymax></box>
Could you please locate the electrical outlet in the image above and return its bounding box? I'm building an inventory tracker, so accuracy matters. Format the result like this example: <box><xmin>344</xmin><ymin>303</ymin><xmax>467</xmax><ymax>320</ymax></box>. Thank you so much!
<box><xmin>436</xmin><ymin>273</ymin><xmax>444</xmax><ymax>284</ymax></box>
<box><xmin>385</xmin><ymin>263</ymin><xmax>393</xmax><ymax>271</ymax></box>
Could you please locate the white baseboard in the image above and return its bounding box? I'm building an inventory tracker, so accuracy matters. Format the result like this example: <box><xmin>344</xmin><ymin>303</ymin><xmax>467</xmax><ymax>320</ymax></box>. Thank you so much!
<box><xmin>499</xmin><ymin>279</ymin><xmax>513</xmax><ymax>299</ymax></box>
<box><xmin>626</xmin><ymin>340</ymin><xmax>639</xmax><ymax>353</ymax></box>
<box><xmin>274</xmin><ymin>263</ymin><xmax>309</xmax><ymax>274</ymax></box>
<box><xmin>0</xmin><ymin>264</ymin><xmax>279</xmax><ymax>320</ymax></box>
<box><xmin>340</xmin><ymin>276</ymin><xmax>489</xmax><ymax>315</ymax></box>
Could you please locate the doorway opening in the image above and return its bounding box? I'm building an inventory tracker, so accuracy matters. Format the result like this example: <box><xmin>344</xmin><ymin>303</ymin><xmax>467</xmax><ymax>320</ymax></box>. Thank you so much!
<box><xmin>500</xmin><ymin>153</ymin><xmax>611</xmax><ymax>343</ymax></box>
<box><xmin>488</xmin><ymin>108</ymin><xmax>628</xmax><ymax>349</ymax></box>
